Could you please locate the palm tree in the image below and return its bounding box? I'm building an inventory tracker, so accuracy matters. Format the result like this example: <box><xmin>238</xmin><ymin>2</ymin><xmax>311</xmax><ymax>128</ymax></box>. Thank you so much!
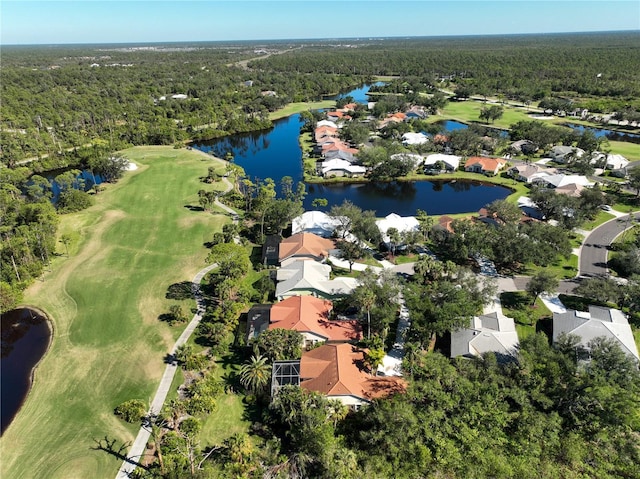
<box><xmin>239</xmin><ymin>354</ymin><xmax>272</xmax><ymax>394</ymax></box>
<box><xmin>353</xmin><ymin>287</ymin><xmax>376</xmax><ymax>339</ymax></box>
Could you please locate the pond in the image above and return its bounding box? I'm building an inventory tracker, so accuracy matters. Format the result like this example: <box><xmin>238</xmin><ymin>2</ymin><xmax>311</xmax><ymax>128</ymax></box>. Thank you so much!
<box><xmin>563</xmin><ymin>122</ymin><xmax>640</xmax><ymax>144</ymax></box>
<box><xmin>1</xmin><ymin>307</ymin><xmax>51</xmax><ymax>435</ymax></box>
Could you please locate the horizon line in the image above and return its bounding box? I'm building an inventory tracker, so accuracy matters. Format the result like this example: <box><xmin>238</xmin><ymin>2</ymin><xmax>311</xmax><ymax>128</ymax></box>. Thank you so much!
<box><xmin>3</xmin><ymin>29</ymin><xmax>639</xmax><ymax>48</ymax></box>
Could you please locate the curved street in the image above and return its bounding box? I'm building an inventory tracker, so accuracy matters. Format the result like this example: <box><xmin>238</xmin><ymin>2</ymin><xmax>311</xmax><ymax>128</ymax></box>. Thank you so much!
<box><xmin>578</xmin><ymin>211</ymin><xmax>640</xmax><ymax>277</ymax></box>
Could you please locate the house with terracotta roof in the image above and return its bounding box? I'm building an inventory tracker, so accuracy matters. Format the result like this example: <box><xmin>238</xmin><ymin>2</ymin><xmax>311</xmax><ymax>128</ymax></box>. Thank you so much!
<box><xmin>464</xmin><ymin>157</ymin><xmax>507</xmax><ymax>176</ymax></box>
<box><xmin>278</xmin><ymin>233</ymin><xmax>337</xmax><ymax>264</ymax></box>
<box><xmin>271</xmin><ymin>343</ymin><xmax>406</xmax><ymax>408</ymax></box>
<box><xmin>326</xmin><ymin>111</ymin><xmax>352</xmax><ymax>122</ymax></box>
<box><xmin>269</xmin><ymin>296</ymin><xmax>361</xmax><ymax>346</ymax></box>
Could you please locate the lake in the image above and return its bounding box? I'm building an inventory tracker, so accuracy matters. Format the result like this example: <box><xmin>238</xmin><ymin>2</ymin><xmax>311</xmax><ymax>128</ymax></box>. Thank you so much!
<box><xmin>563</xmin><ymin>123</ymin><xmax>640</xmax><ymax>144</ymax></box>
<box><xmin>192</xmin><ymin>112</ymin><xmax>511</xmax><ymax>216</ymax></box>
<box><xmin>1</xmin><ymin>308</ymin><xmax>51</xmax><ymax>435</ymax></box>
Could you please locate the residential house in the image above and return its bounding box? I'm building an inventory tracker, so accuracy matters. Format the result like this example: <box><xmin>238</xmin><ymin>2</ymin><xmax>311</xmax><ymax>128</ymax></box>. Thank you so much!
<box><xmin>390</xmin><ymin>153</ymin><xmax>424</xmax><ymax>169</ymax></box>
<box><xmin>326</xmin><ymin>111</ymin><xmax>352</xmax><ymax>122</ymax></box>
<box><xmin>423</xmin><ymin>153</ymin><xmax>461</xmax><ymax>172</ymax></box>
<box><xmin>548</xmin><ymin>145</ymin><xmax>585</xmax><ymax>163</ymax></box>
<box><xmin>509</xmin><ymin>139</ymin><xmax>538</xmax><ymax>155</ymax></box>
<box><xmin>451</xmin><ymin>311</ymin><xmax>520</xmax><ymax>360</ymax></box>
<box><xmin>271</xmin><ymin>343</ymin><xmax>406</xmax><ymax>408</ymax></box>
<box><xmin>268</xmin><ymin>295</ymin><xmax>361</xmax><ymax>346</ymax></box>
<box><xmin>316</xmin><ymin>120</ymin><xmax>338</xmax><ymax>129</ymax></box>
<box><xmin>553</xmin><ymin>306</ymin><xmax>639</xmax><ymax>361</ymax></box>
<box><xmin>464</xmin><ymin>157</ymin><xmax>507</xmax><ymax>176</ymax></box>
<box><xmin>321</xmin><ymin>159</ymin><xmax>367</xmax><ymax>178</ymax></box>
<box><xmin>246</xmin><ymin>304</ymin><xmax>272</xmax><ymax>343</ymax></box>
<box><xmin>375</xmin><ymin>213</ymin><xmax>420</xmax><ymax>244</ymax></box>
<box><xmin>604</xmin><ymin>153</ymin><xmax>629</xmax><ymax>171</ymax></box>
<box><xmin>292</xmin><ymin>211</ymin><xmax>341</xmax><ymax>238</ymax></box>
<box><xmin>261</xmin><ymin>234</ymin><xmax>282</xmax><ymax>266</ymax></box>
<box><xmin>533</xmin><ymin>174</ymin><xmax>593</xmax><ymax>190</ymax></box>
<box><xmin>405</xmin><ymin>106</ymin><xmax>427</xmax><ymax>120</ymax></box>
<box><xmin>278</xmin><ymin>233</ymin><xmax>337</xmax><ymax>264</ymax></box>
<box><xmin>507</xmin><ymin>164</ymin><xmax>556</xmax><ymax>183</ymax></box>
<box><xmin>323</xmin><ymin>150</ymin><xmax>357</xmax><ymax>163</ymax></box>
<box><xmin>401</xmin><ymin>132</ymin><xmax>429</xmax><ymax>146</ymax></box>
<box><xmin>275</xmin><ymin>259</ymin><xmax>357</xmax><ymax>300</ymax></box>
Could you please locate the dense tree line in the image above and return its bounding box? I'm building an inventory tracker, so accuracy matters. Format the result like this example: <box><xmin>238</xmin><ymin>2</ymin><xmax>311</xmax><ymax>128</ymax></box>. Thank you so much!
<box><xmin>253</xmin><ymin>32</ymin><xmax>640</xmax><ymax>110</ymax></box>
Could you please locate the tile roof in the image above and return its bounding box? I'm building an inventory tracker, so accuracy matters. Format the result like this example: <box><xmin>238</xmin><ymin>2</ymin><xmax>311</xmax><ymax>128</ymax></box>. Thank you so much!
<box><xmin>465</xmin><ymin>157</ymin><xmax>507</xmax><ymax>172</ymax></box>
<box><xmin>278</xmin><ymin>233</ymin><xmax>337</xmax><ymax>262</ymax></box>
<box><xmin>270</xmin><ymin>296</ymin><xmax>362</xmax><ymax>341</ymax></box>
<box><xmin>300</xmin><ymin>343</ymin><xmax>406</xmax><ymax>401</ymax></box>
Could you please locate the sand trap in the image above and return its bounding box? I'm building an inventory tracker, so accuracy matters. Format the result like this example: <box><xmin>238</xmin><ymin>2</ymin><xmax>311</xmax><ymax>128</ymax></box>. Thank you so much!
<box><xmin>528</xmin><ymin>114</ymin><xmax>554</xmax><ymax>120</ymax></box>
<box><xmin>127</xmin><ymin>162</ymin><xmax>138</xmax><ymax>171</ymax></box>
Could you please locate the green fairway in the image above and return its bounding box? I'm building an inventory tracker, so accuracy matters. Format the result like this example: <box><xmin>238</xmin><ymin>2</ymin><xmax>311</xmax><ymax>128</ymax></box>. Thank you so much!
<box><xmin>1</xmin><ymin>146</ymin><xmax>228</xmax><ymax>479</ymax></box>
<box><xmin>433</xmin><ymin>100</ymin><xmax>535</xmax><ymax>129</ymax></box>
<box><xmin>269</xmin><ymin>100</ymin><xmax>336</xmax><ymax>120</ymax></box>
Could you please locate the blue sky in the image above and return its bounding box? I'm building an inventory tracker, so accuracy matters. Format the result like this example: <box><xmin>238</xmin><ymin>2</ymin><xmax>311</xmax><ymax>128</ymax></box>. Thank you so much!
<box><xmin>2</xmin><ymin>1</ymin><xmax>639</xmax><ymax>45</ymax></box>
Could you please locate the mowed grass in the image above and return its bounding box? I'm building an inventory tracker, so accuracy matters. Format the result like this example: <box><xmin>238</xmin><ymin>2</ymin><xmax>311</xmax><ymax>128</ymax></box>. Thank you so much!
<box><xmin>269</xmin><ymin>100</ymin><xmax>336</xmax><ymax>120</ymax></box>
<box><xmin>1</xmin><ymin>146</ymin><xmax>228</xmax><ymax>479</ymax></box>
<box><xmin>433</xmin><ymin>100</ymin><xmax>535</xmax><ymax>130</ymax></box>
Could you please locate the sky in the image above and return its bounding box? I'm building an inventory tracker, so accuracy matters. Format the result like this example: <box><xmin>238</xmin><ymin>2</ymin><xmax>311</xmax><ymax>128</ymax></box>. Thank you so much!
<box><xmin>2</xmin><ymin>0</ymin><xmax>639</xmax><ymax>45</ymax></box>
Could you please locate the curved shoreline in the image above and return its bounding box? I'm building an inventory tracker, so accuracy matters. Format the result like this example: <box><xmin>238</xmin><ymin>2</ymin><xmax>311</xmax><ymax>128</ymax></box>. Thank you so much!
<box><xmin>1</xmin><ymin>306</ymin><xmax>54</xmax><ymax>435</ymax></box>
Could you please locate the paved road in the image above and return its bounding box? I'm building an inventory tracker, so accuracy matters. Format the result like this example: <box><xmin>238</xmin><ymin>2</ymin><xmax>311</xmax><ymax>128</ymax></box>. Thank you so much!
<box><xmin>579</xmin><ymin>212</ymin><xmax>640</xmax><ymax>278</ymax></box>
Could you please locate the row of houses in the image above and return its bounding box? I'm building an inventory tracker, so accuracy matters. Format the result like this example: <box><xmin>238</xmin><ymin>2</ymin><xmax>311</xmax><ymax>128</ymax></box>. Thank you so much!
<box><xmin>452</xmin><ymin>304</ymin><xmax>639</xmax><ymax>362</ymax></box>
<box><xmin>256</xmin><ymin>230</ymin><xmax>406</xmax><ymax>407</ymax></box>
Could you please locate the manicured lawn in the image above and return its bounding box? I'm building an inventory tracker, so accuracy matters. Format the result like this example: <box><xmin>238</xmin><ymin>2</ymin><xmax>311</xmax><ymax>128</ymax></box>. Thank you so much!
<box><xmin>581</xmin><ymin>211</ymin><xmax>616</xmax><ymax>230</ymax></box>
<box><xmin>269</xmin><ymin>100</ymin><xmax>336</xmax><ymax>120</ymax></box>
<box><xmin>1</xmin><ymin>146</ymin><xmax>228</xmax><ymax>479</ymax></box>
<box><xmin>501</xmin><ymin>291</ymin><xmax>552</xmax><ymax>327</ymax></box>
<box><xmin>433</xmin><ymin>101</ymin><xmax>535</xmax><ymax>130</ymax></box>
<box><xmin>523</xmin><ymin>254</ymin><xmax>578</xmax><ymax>280</ymax></box>
<box><xmin>607</xmin><ymin>140</ymin><xmax>640</xmax><ymax>161</ymax></box>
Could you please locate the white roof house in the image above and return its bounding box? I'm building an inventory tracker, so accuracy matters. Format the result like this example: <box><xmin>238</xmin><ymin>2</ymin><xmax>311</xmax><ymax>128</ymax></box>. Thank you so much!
<box><xmin>605</xmin><ymin>153</ymin><xmax>629</xmax><ymax>170</ymax></box>
<box><xmin>553</xmin><ymin>306</ymin><xmax>639</xmax><ymax>361</ymax></box>
<box><xmin>401</xmin><ymin>132</ymin><xmax>429</xmax><ymax>145</ymax></box>
<box><xmin>390</xmin><ymin>153</ymin><xmax>424</xmax><ymax>169</ymax></box>
<box><xmin>451</xmin><ymin>311</ymin><xmax>520</xmax><ymax>360</ymax></box>
<box><xmin>275</xmin><ymin>259</ymin><xmax>357</xmax><ymax>300</ymax></box>
<box><xmin>321</xmin><ymin>159</ymin><xmax>366</xmax><ymax>177</ymax></box>
<box><xmin>316</xmin><ymin>120</ymin><xmax>338</xmax><ymax>129</ymax></box>
<box><xmin>549</xmin><ymin>145</ymin><xmax>585</xmax><ymax>163</ymax></box>
<box><xmin>292</xmin><ymin>211</ymin><xmax>341</xmax><ymax>238</ymax></box>
<box><xmin>171</xmin><ymin>94</ymin><xmax>188</xmax><ymax>100</ymax></box>
<box><xmin>423</xmin><ymin>153</ymin><xmax>462</xmax><ymax>171</ymax></box>
<box><xmin>533</xmin><ymin>174</ymin><xmax>594</xmax><ymax>189</ymax></box>
<box><xmin>375</xmin><ymin>213</ymin><xmax>419</xmax><ymax>243</ymax></box>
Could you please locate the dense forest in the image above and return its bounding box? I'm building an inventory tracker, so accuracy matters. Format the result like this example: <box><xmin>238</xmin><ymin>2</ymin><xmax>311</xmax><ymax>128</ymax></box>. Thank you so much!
<box><xmin>3</xmin><ymin>32</ymin><xmax>640</xmax><ymax>169</ymax></box>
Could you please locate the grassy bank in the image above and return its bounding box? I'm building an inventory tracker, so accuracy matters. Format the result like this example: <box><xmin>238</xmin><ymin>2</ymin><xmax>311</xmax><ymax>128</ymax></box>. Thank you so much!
<box><xmin>1</xmin><ymin>146</ymin><xmax>228</xmax><ymax>479</ymax></box>
<box><xmin>269</xmin><ymin>100</ymin><xmax>336</xmax><ymax>120</ymax></box>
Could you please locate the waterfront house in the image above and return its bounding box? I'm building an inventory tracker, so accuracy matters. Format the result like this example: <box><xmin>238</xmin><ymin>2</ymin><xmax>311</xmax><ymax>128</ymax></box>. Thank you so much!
<box><xmin>423</xmin><ymin>153</ymin><xmax>461</xmax><ymax>172</ymax></box>
<box><xmin>464</xmin><ymin>157</ymin><xmax>507</xmax><ymax>176</ymax></box>
<box><xmin>321</xmin><ymin>159</ymin><xmax>367</xmax><ymax>178</ymax></box>
<box><xmin>292</xmin><ymin>211</ymin><xmax>341</xmax><ymax>238</ymax></box>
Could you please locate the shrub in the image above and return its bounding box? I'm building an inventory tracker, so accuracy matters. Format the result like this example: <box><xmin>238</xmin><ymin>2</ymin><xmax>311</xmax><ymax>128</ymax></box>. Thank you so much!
<box><xmin>114</xmin><ymin>399</ymin><xmax>147</xmax><ymax>423</ymax></box>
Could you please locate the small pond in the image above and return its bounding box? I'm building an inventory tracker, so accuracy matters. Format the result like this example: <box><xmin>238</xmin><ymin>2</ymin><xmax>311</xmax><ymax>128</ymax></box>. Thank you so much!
<box><xmin>1</xmin><ymin>307</ymin><xmax>51</xmax><ymax>435</ymax></box>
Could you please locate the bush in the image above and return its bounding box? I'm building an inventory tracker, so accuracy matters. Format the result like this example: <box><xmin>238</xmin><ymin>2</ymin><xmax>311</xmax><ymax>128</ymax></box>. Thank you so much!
<box><xmin>57</xmin><ymin>189</ymin><xmax>94</xmax><ymax>213</ymax></box>
<box><xmin>114</xmin><ymin>399</ymin><xmax>147</xmax><ymax>423</ymax></box>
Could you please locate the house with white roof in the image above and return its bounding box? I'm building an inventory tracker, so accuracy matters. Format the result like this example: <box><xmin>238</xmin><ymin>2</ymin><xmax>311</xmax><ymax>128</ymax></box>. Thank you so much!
<box><xmin>316</xmin><ymin>120</ymin><xmax>338</xmax><ymax>129</ymax></box>
<box><xmin>450</xmin><ymin>311</ymin><xmax>520</xmax><ymax>360</ymax></box>
<box><xmin>401</xmin><ymin>132</ymin><xmax>429</xmax><ymax>146</ymax></box>
<box><xmin>553</xmin><ymin>306</ymin><xmax>639</xmax><ymax>361</ymax></box>
<box><xmin>390</xmin><ymin>153</ymin><xmax>424</xmax><ymax>169</ymax></box>
<box><xmin>292</xmin><ymin>211</ymin><xmax>341</xmax><ymax>238</ymax></box>
<box><xmin>604</xmin><ymin>153</ymin><xmax>629</xmax><ymax>170</ymax></box>
<box><xmin>423</xmin><ymin>153</ymin><xmax>461</xmax><ymax>172</ymax></box>
<box><xmin>275</xmin><ymin>259</ymin><xmax>358</xmax><ymax>300</ymax></box>
<box><xmin>321</xmin><ymin>159</ymin><xmax>366</xmax><ymax>178</ymax></box>
<box><xmin>375</xmin><ymin>213</ymin><xmax>419</xmax><ymax>243</ymax></box>
<box><xmin>532</xmin><ymin>173</ymin><xmax>594</xmax><ymax>189</ymax></box>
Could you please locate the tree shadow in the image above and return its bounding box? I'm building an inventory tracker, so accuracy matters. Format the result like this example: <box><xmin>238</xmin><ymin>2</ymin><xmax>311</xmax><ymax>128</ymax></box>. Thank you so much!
<box><xmin>184</xmin><ymin>205</ymin><xmax>204</xmax><ymax>212</ymax></box>
<box><xmin>91</xmin><ymin>435</ymin><xmax>150</xmax><ymax>471</ymax></box>
<box><xmin>158</xmin><ymin>313</ymin><xmax>175</xmax><ymax>324</ymax></box>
